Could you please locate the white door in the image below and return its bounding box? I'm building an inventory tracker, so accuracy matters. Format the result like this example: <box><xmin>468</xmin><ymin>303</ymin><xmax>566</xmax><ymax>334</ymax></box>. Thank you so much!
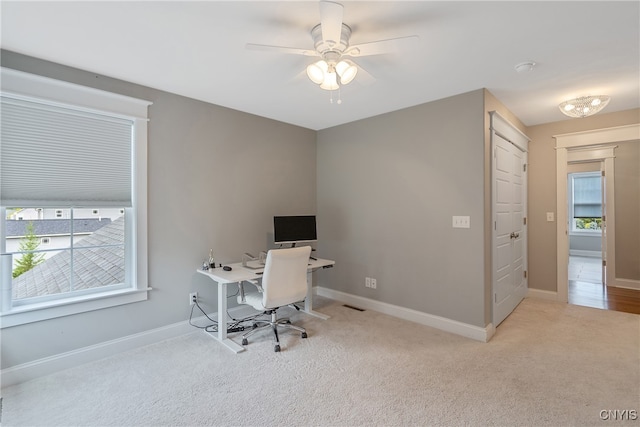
<box><xmin>493</xmin><ymin>133</ymin><xmax>528</xmax><ymax>327</ymax></box>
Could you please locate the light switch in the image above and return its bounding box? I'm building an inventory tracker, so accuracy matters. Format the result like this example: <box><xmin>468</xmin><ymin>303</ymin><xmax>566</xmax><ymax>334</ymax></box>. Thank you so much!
<box><xmin>546</xmin><ymin>212</ymin><xmax>555</xmax><ymax>222</ymax></box>
<box><xmin>453</xmin><ymin>216</ymin><xmax>470</xmax><ymax>228</ymax></box>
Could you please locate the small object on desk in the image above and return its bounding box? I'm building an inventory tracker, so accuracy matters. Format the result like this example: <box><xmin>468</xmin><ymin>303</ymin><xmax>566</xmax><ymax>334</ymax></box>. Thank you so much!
<box><xmin>223</xmin><ymin>265</ymin><xmax>232</xmax><ymax>271</ymax></box>
<box><xmin>202</xmin><ymin>261</ymin><xmax>209</xmax><ymax>270</ymax></box>
<box><xmin>208</xmin><ymin>249</ymin><xmax>215</xmax><ymax>269</ymax></box>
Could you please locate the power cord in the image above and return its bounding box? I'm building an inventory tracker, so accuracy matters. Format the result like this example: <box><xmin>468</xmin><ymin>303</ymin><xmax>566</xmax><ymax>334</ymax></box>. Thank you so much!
<box><xmin>188</xmin><ymin>298</ymin><xmax>266</xmax><ymax>334</ymax></box>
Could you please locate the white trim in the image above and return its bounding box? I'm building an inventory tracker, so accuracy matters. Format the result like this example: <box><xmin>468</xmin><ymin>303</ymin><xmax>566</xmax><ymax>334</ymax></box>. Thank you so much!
<box><xmin>488</xmin><ymin>111</ymin><xmax>530</xmax><ymax>151</ymax></box>
<box><xmin>0</xmin><ymin>305</ymin><xmax>248</xmax><ymax>388</ymax></box>
<box><xmin>315</xmin><ymin>286</ymin><xmax>495</xmax><ymax>343</ymax></box>
<box><xmin>0</xmin><ymin>288</ymin><xmax>150</xmax><ymax>328</ymax></box>
<box><xmin>554</xmin><ymin>124</ymin><xmax>640</xmax><ymax>148</ymax></box>
<box><xmin>611</xmin><ymin>278</ymin><xmax>640</xmax><ymax>291</ymax></box>
<box><xmin>527</xmin><ymin>288</ymin><xmax>559</xmax><ymax>301</ymax></box>
<box><xmin>0</xmin><ymin>67</ymin><xmax>151</xmax><ymax>119</ymax></box>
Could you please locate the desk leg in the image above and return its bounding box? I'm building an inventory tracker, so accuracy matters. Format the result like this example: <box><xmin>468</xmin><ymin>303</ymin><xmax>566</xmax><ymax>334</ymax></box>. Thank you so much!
<box><xmin>302</xmin><ymin>271</ymin><xmax>330</xmax><ymax>320</ymax></box>
<box><xmin>205</xmin><ymin>281</ymin><xmax>245</xmax><ymax>353</ymax></box>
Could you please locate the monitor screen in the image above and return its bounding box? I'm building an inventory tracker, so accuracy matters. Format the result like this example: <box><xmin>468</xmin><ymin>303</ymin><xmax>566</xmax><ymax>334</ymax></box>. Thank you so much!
<box><xmin>273</xmin><ymin>215</ymin><xmax>317</xmax><ymax>245</ymax></box>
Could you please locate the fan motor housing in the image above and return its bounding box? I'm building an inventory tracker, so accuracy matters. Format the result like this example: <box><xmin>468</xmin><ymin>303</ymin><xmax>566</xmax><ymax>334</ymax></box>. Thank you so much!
<box><xmin>311</xmin><ymin>23</ymin><xmax>352</xmax><ymax>55</ymax></box>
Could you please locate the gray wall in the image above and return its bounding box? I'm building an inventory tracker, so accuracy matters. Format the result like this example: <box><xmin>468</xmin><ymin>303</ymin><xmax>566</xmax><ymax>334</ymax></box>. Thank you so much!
<box><xmin>316</xmin><ymin>90</ymin><xmax>487</xmax><ymax>327</ymax></box>
<box><xmin>614</xmin><ymin>140</ymin><xmax>640</xmax><ymax>280</ymax></box>
<box><xmin>0</xmin><ymin>51</ymin><xmax>317</xmax><ymax>369</ymax></box>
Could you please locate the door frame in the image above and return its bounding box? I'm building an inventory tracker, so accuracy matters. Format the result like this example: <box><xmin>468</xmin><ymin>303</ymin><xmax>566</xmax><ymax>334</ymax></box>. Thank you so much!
<box><xmin>554</xmin><ymin>124</ymin><xmax>640</xmax><ymax>302</ymax></box>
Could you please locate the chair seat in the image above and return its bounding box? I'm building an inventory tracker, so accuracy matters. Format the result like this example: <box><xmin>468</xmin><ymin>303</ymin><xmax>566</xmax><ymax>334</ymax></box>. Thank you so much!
<box><xmin>239</xmin><ymin>291</ymin><xmax>267</xmax><ymax>311</ymax></box>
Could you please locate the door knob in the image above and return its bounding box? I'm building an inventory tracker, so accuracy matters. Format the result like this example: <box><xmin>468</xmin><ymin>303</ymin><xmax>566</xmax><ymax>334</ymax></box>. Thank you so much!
<box><xmin>510</xmin><ymin>232</ymin><xmax>520</xmax><ymax>239</ymax></box>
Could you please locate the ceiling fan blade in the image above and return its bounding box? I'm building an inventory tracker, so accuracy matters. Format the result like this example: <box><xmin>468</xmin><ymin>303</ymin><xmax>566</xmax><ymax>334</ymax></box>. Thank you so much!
<box><xmin>353</xmin><ymin>62</ymin><xmax>376</xmax><ymax>86</ymax></box>
<box><xmin>344</xmin><ymin>35</ymin><xmax>419</xmax><ymax>57</ymax></box>
<box><xmin>245</xmin><ymin>43</ymin><xmax>318</xmax><ymax>57</ymax></box>
<box><xmin>319</xmin><ymin>1</ymin><xmax>344</xmax><ymax>46</ymax></box>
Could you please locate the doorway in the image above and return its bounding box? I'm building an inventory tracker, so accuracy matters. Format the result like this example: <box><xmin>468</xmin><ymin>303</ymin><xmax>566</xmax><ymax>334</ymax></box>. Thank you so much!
<box><xmin>555</xmin><ymin>124</ymin><xmax>640</xmax><ymax>315</ymax></box>
<box><xmin>567</xmin><ymin>167</ymin><xmax>604</xmax><ymax>299</ymax></box>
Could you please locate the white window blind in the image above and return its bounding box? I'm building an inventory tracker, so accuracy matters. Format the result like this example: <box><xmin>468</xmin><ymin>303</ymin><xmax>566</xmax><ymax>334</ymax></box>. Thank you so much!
<box><xmin>573</xmin><ymin>174</ymin><xmax>602</xmax><ymax>218</ymax></box>
<box><xmin>1</xmin><ymin>95</ymin><xmax>134</xmax><ymax>207</ymax></box>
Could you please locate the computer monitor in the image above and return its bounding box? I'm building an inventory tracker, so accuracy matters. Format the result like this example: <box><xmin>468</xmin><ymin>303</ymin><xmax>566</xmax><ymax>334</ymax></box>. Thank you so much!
<box><xmin>273</xmin><ymin>215</ymin><xmax>317</xmax><ymax>246</ymax></box>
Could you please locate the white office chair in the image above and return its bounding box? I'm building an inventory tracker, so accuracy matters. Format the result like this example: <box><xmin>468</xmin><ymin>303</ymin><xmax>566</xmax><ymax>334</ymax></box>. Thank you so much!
<box><xmin>237</xmin><ymin>246</ymin><xmax>311</xmax><ymax>352</ymax></box>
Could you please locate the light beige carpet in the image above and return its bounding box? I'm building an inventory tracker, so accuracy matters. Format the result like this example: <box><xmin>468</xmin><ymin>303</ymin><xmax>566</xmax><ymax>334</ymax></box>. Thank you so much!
<box><xmin>2</xmin><ymin>297</ymin><xmax>639</xmax><ymax>426</ymax></box>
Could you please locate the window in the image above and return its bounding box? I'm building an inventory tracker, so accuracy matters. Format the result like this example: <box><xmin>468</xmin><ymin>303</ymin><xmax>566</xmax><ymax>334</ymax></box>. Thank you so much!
<box><xmin>569</xmin><ymin>172</ymin><xmax>602</xmax><ymax>233</ymax></box>
<box><xmin>0</xmin><ymin>67</ymin><xmax>151</xmax><ymax>327</ymax></box>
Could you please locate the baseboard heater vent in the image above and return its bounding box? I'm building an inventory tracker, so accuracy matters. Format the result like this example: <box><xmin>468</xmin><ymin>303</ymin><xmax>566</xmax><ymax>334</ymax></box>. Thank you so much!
<box><xmin>343</xmin><ymin>304</ymin><xmax>365</xmax><ymax>312</ymax></box>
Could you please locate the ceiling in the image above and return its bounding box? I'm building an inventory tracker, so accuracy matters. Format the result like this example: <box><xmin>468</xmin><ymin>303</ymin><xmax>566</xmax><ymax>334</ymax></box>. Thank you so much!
<box><xmin>1</xmin><ymin>1</ymin><xmax>638</xmax><ymax>131</ymax></box>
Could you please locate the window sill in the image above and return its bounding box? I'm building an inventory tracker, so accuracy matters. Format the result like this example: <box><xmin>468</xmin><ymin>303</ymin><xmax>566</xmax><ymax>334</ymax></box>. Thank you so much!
<box><xmin>0</xmin><ymin>287</ymin><xmax>151</xmax><ymax>328</ymax></box>
<box><xmin>569</xmin><ymin>230</ymin><xmax>602</xmax><ymax>236</ymax></box>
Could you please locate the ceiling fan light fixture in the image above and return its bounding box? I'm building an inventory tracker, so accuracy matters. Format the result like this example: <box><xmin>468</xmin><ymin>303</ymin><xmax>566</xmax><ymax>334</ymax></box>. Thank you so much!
<box><xmin>320</xmin><ymin>71</ymin><xmax>339</xmax><ymax>91</ymax></box>
<box><xmin>336</xmin><ymin>60</ymin><xmax>357</xmax><ymax>85</ymax></box>
<box><xmin>306</xmin><ymin>60</ymin><xmax>328</xmax><ymax>85</ymax></box>
<box><xmin>559</xmin><ymin>95</ymin><xmax>610</xmax><ymax>118</ymax></box>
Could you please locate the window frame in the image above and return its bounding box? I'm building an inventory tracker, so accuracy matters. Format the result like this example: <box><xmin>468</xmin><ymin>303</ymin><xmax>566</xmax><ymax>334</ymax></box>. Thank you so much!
<box><xmin>0</xmin><ymin>68</ymin><xmax>151</xmax><ymax>328</ymax></box>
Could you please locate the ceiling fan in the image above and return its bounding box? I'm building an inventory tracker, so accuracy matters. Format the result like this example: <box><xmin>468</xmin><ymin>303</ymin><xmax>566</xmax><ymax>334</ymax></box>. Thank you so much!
<box><xmin>246</xmin><ymin>1</ymin><xmax>419</xmax><ymax>96</ymax></box>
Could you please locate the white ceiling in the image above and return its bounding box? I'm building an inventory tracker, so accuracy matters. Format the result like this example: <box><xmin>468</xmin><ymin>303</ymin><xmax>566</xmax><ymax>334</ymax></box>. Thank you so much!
<box><xmin>1</xmin><ymin>1</ymin><xmax>638</xmax><ymax>130</ymax></box>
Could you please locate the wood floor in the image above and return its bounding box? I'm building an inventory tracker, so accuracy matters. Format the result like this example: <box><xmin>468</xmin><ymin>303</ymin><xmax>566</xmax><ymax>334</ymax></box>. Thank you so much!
<box><xmin>568</xmin><ymin>256</ymin><xmax>640</xmax><ymax>315</ymax></box>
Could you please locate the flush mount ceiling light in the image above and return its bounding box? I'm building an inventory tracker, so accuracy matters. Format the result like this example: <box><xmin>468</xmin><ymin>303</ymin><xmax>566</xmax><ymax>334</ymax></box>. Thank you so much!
<box><xmin>559</xmin><ymin>95</ymin><xmax>611</xmax><ymax>118</ymax></box>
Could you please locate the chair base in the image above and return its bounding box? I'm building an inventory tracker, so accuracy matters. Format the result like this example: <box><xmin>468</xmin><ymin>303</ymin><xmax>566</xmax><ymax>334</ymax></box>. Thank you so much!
<box><xmin>241</xmin><ymin>310</ymin><xmax>307</xmax><ymax>352</ymax></box>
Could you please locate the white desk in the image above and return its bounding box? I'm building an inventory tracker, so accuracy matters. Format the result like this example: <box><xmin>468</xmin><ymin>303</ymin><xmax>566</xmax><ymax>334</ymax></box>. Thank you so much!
<box><xmin>196</xmin><ymin>257</ymin><xmax>335</xmax><ymax>353</ymax></box>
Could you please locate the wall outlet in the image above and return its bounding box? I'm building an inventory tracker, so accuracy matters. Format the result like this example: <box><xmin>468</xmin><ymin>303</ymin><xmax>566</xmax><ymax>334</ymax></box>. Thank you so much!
<box><xmin>189</xmin><ymin>292</ymin><xmax>198</xmax><ymax>306</ymax></box>
<box><xmin>365</xmin><ymin>277</ymin><xmax>371</xmax><ymax>288</ymax></box>
<box><xmin>370</xmin><ymin>278</ymin><xmax>377</xmax><ymax>289</ymax></box>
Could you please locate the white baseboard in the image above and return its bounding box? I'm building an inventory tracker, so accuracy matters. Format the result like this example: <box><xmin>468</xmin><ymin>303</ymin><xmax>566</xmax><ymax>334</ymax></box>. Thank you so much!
<box><xmin>527</xmin><ymin>288</ymin><xmax>559</xmax><ymax>301</ymax></box>
<box><xmin>0</xmin><ymin>306</ymin><xmax>249</xmax><ymax>388</ymax></box>
<box><xmin>315</xmin><ymin>287</ymin><xmax>495</xmax><ymax>343</ymax></box>
<box><xmin>610</xmin><ymin>278</ymin><xmax>640</xmax><ymax>290</ymax></box>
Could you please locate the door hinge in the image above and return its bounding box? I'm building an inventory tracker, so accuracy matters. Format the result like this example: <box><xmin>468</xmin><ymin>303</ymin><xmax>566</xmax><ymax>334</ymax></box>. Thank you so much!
<box><xmin>603</xmin><ymin>215</ymin><xmax>606</xmax><ymax>222</ymax></box>
<box><xmin>494</xmin><ymin>293</ymin><xmax>497</xmax><ymax>303</ymax></box>
<box><xmin>603</xmin><ymin>260</ymin><xmax>607</xmax><ymax>267</ymax></box>
<box><xmin>524</xmin><ymin>270</ymin><xmax>527</xmax><ymax>278</ymax></box>
<box><xmin>523</xmin><ymin>164</ymin><xmax>527</xmax><ymax>172</ymax></box>
<box><xmin>523</xmin><ymin>217</ymin><xmax>527</xmax><ymax>225</ymax></box>
<box><xmin>602</xmin><ymin>171</ymin><xmax>605</xmax><ymax>176</ymax></box>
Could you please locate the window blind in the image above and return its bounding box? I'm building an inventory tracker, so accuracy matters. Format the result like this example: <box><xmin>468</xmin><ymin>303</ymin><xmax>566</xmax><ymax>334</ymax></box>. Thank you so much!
<box><xmin>1</xmin><ymin>95</ymin><xmax>133</xmax><ymax>207</ymax></box>
<box><xmin>573</xmin><ymin>175</ymin><xmax>602</xmax><ymax>218</ymax></box>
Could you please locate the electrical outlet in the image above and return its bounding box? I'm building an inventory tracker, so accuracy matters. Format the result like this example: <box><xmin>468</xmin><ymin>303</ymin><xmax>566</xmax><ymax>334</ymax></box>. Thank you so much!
<box><xmin>370</xmin><ymin>278</ymin><xmax>377</xmax><ymax>289</ymax></box>
<box><xmin>189</xmin><ymin>292</ymin><xmax>198</xmax><ymax>306</ymax></box>
<box><xmin>365</xmin><ymin>277</ymin><xmax>371</xmax><ymax>288</ymax></box>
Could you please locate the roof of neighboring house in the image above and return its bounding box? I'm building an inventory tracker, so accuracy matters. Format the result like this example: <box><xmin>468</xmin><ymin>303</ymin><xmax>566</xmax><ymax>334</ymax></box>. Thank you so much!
<box><xmin>12</xmin><ymin>216</ymin><xmax>125</xmax><ymax>300</ymax></box>
<box><xmin>6</xmin><ymin>218</ymin><xmax>112</xmax><ymax>237</ymax></box>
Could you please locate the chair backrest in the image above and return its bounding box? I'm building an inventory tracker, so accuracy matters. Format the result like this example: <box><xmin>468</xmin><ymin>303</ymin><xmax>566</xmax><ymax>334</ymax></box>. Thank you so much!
<box><xmin>260</xmin><ymin>246</ymin><xmax>312</xmax><ymax>309</ymax></box>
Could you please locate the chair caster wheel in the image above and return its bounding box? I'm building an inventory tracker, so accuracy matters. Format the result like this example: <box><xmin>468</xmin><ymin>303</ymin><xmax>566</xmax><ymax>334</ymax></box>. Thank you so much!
<box><xmin>274</xmin><ymin>345</ymin><xmax>281</xmax><ymax>352</ymax></box>
<box><xmin>242</xmin><ymin>338</ymin><xmax>248</xmax><ymax>345</ymax></box>
<box><xmin>301</xmin><ymin>332</ymin><xmax>308</xmax><ymax>339</ymax></box>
